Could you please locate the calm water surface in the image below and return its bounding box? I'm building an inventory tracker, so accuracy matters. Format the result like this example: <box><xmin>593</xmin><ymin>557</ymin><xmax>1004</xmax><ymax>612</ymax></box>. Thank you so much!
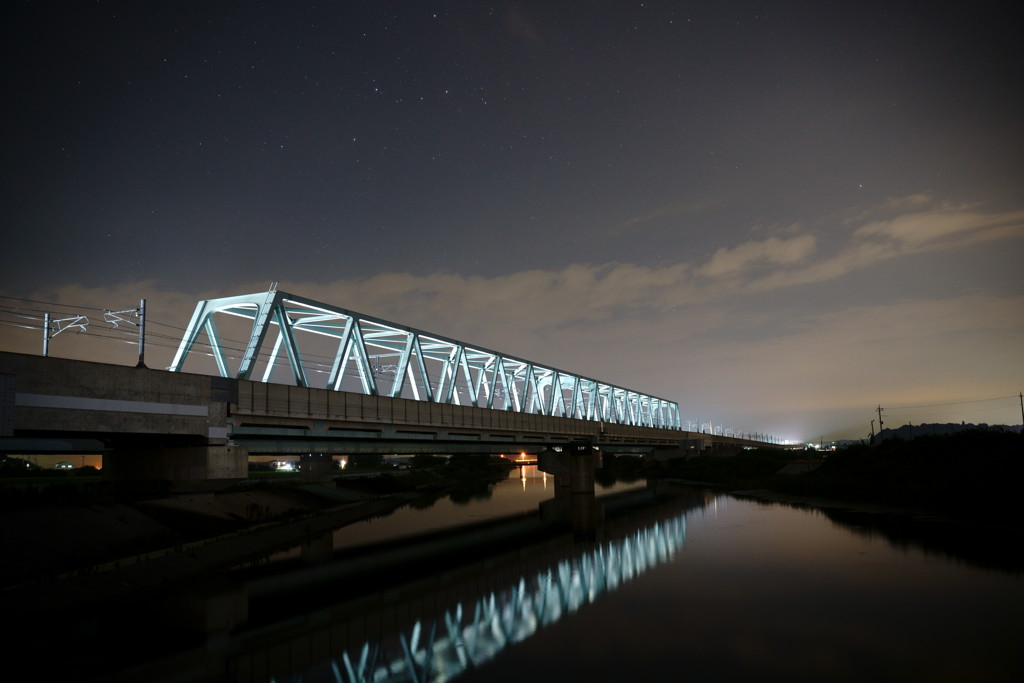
<box><xmin>330</xmin><ymin>466</ymin><xmax>645</xmax><ymax>550</ymax></box>
<box><xmin>256</xmin><ymin>466</ymin><xmax>644</xmax><ymax>565</ymax></box>
<box><xmin>456</xmin><ymin>494</ymin><xmax>1023</xmax><ymax>683</ymax></box>
<box><xmin>33</xmin><ymin>471</ymin><xmax>1020</xmax><ymax>682</ymax></box>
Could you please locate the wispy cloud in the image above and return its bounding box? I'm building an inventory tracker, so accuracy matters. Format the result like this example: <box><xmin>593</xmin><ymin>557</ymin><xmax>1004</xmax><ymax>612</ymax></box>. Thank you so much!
<box><xmin>8</xmin><ymin>195</ymin><xmax>1021</xmax><ymax>351</ymax></box>
<box><xmin>743</xmin><ymin>195</ymin><xmax>1024</xmax><ymax>293</ymax></box>
<box><xmin>618</xmin><ymin>198</ymin><xmax>723</xmax><ymax>232</ymax></box>
<box><xmin>697</xmin><ymin>235</ymin><xmax>817</xmax><ymax>279</ymax></box>
<box><xmin>852</xmin><ymin>204</ymin><xmax>1024</xmax><ymax>251</ymax></box>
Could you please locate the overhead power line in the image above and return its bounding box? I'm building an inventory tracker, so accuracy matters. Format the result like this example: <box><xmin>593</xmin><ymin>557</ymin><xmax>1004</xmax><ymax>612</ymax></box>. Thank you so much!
<box><xmin>882</xmin><ymin>395</ymin><xmax>1019</xmax><ymax>410</ymax></box>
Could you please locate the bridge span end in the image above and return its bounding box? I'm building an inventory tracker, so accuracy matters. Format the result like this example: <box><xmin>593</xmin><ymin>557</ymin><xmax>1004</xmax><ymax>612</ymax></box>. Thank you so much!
<box><xmin>1</xmin><ymin>351</ymin><xmax>247</xmax><ymax>487</ymax></box>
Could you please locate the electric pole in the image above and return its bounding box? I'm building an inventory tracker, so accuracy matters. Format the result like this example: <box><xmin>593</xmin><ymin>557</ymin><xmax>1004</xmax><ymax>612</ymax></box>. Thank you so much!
<box><xmin>42</xmin><ymin>312</ymin><xmax>88</xmax><ymax>357</ymax></box>
<box><xmin>877</xmin><ymin>405</ymin><xmax>884</xmax><ymax>441</ymax></box>
<box><xmin>104</xmin><ymin>300</ymin><xmax>147</xmax><ymax>368</ymax></box>
<box><xmin>136</xmin><ymin>299</ymin><xmax>147</xmax><ymax>368</ymax></box>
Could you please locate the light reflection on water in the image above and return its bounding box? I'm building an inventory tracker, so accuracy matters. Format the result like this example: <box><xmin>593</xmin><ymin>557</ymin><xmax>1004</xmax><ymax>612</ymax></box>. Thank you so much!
<box><xmin>334</xmin><ymin>465</ymin><xmax>543</xmax><ymax>550</ymax></box>
<box><xmin>222</xmin><ymin>476</ymin><xmax>1024</xmax><ymax>683</ymax></box>
<box><xmin>335</xmin><ymin>471</ymin><xmax>638</xmax><ymax>548</ymax></box>
<box><xmin>458</xmin><ymin>496</ymin><xmax>1024</xmax><ymax>683</ymax></box>
<box><xmin>270</xmin><ymin>490</ymin><xmax>1024</xmax><ymax>683</ymax></box>
<box><xmin>298</xmin><ymin>507</ymin><xmax>690</xmax><ymax>683</ymax></box>
<box><xmin>332</xmin><ymin>466</ymin><xmax>644</xmax><ymax>550</ymax></box>
<box><xmin>27</xmin><ymin>483</ymin><xmax>1021</xmax><ymax>683</ymax></box>
<box><xmin>255</xmin><ymin>467</ymin><xmax>645</xmax><ymax>566</ymax></box>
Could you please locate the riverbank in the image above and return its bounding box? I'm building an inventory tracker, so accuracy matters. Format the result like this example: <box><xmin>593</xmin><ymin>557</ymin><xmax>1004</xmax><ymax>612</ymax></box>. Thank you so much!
<box><xmin>0</xmin><ymin>461</ymin><xmax>515</xmax><ymax>612</ymax></box>
<box><xmin>729</xmin><ymin>487</ymin><xmax>1024</xmax><ymax>573</ymax></box>
<box><xmin>620</xmin><ymin>429</ymin><xmax>1024</xmax><ymax>525</ymax></box>
<box><xmin>5</xmin><ymin>432</ymin><xmax>1021</xmax><ymax>611</ymax></box>
<box><xmin>627</xmin><ymin>430</ymin><xmax>1024</xmax><ymax>574</ymax></box>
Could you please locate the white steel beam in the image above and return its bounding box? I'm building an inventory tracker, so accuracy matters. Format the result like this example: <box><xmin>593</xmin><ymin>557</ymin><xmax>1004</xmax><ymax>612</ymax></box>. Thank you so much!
<box><xmin>170</xmin><ymin>288</ymin><xmax>682</xmax><ymax>429</ymax></box>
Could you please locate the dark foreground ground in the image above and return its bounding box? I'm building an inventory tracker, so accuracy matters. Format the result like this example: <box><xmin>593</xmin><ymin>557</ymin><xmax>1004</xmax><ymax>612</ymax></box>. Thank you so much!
<box><xmin>0</xmin><ymin>461</ymin><xmax>507</xmax><ymax>606</ymax></box>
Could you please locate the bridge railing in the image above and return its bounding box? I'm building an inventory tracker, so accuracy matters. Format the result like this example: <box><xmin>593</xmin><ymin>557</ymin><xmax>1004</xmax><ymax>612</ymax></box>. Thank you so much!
<box><xmin>170</xmin><ymin>288</ymin><xmax>681</xmax><ymax>430</ymax></box>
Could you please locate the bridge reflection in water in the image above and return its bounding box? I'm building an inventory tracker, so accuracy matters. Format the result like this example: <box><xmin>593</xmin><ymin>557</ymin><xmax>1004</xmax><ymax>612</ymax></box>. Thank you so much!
<box><xmin>279</xmin><ymin>493</ymin><xmax>693</xmax><ymax>683</ymax></box>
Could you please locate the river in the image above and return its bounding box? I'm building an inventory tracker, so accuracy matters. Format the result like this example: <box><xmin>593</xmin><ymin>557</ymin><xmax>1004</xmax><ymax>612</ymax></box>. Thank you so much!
<box><xmin>227</xmin><ymin>468</ymin><xmax>1022</xmax><ymax>683</ymax></box>
<box><xmin>20</xmin><ymin>468</ymin><xmax>1024</xmax><ymax>682</ymax></box>
<box><xmin>459</xmin><ymin>489</ymin><xmax>1023</xmax><ymax>683</ymax></box>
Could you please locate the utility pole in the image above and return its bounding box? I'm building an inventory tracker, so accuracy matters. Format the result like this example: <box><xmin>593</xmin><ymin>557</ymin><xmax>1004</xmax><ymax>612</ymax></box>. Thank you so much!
<box><xmin>136</xmin><ymin>299</ymin><xmax>147</xmax><ymax>368</ymax></box>
<box><xmin>42</xmin><ymin>313</ymin><xmax>88</xmax><ymax>357</ymax></box>
<box><xmin>877</xmin><ymin>405</ymin><xmax>884</xmax><ymax>441</ymax></box>
<box><xmin>104</xmin><ymin>300</ymin><xmax>147</xmax><ymax>368</ymax></box>
<box><xmin>1019</xmin><ymin>392</ymin><xmax>1023</xmax><ymax>432</ymax></box>
<box><xmin>870</xmin><ymin>418</ymin><xmax>875</xmax><ymax>443</ymax></box>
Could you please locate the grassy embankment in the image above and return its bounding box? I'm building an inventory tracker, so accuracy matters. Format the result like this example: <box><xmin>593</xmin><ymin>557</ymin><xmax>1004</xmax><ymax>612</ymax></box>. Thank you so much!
<box><xmin>0</xmin><ymin>454</ymin><xmax>515</xmax><ymax>585</ymax></box>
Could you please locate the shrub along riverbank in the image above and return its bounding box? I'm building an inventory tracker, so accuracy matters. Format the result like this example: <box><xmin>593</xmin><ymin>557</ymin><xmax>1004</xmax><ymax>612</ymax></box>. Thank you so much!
<box><xmin>621</xmin><ymin>429</ymin><xmax>1023</xmax><ymax>524</ymax></box>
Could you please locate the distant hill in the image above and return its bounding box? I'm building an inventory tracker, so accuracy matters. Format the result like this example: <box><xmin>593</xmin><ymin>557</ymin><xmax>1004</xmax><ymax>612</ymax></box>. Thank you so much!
<box><xmin>879</xmin><ymin>422</ymin><xmax>1022</xmax><ymax>440</ymax></box>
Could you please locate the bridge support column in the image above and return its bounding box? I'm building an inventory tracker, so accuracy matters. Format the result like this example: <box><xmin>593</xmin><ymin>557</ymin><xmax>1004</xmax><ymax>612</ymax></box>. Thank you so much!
<box><xmin>104</xmin><ymin>444</ymin><xmax>248</xmax><ymax>490</ymax></box>
<box><xmin>538</xmin><ymin>440</ymin><xmax>603</xmax><ymax>492</ymax></box>
<box><xmin>538</xmin><ymin>439</ymin><xmax>604</xmax><ymax>538</ymax></box>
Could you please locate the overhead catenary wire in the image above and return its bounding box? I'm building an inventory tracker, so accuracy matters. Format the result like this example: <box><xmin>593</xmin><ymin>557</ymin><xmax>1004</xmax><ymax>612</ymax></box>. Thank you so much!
<box><xmin>877</xmin><ymin>394</ymin><xmax>1023</xmax><ymax>427</ymax></box>
<box><xmin>1</xmin><ymin>295</ymin><xmax>394</xmax><ymax>387</ymax></box>
<box><xmin>882</xmin><ymin>395</ymin><xmax>1020</xmax><ymax>410</ymax></box>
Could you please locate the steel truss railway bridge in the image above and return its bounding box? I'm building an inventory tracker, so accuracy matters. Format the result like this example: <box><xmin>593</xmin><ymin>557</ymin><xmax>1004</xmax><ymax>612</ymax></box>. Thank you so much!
<box><xmin>169</xmin><ymin>285</ymin><xmax>681</xmax><ymax>431</ymax></box>
<box><xmin>2</xmin><ymin>286</ymin><xmax>771</xmax><ymax>485</ymax></box>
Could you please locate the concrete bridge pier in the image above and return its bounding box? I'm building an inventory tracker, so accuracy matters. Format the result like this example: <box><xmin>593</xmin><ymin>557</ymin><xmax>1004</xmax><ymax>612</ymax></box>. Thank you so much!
<box><xmin>537</xmin><ymin>439</ymin><xmax>604</xmax><ymax>491</ymax></box>
<box><xmin>538</xmin><ymin>439</ymin><xmax>604</xmax><ymax>539</ymax></box>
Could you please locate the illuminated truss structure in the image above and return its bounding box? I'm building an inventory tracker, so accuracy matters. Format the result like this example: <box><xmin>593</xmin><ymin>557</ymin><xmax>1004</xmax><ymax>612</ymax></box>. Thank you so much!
<box><xmin>169</xmin><ymin>286</ymin><xmax>680</xmax><ymax>430</ymax></box>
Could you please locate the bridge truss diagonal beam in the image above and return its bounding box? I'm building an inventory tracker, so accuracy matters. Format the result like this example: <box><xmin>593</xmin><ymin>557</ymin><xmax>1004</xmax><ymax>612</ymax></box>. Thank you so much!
<box><xmin>168</xmin><ymin>288</ymin><xmax>681</xmax><ymax>430</ymax></box>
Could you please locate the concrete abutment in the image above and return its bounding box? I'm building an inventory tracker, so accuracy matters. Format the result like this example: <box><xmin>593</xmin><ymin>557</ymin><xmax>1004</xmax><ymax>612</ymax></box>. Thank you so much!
<box><xmin>104</xmin><ymin>445</ymin><xmax>248</xmax><ymax>489</ymax></box>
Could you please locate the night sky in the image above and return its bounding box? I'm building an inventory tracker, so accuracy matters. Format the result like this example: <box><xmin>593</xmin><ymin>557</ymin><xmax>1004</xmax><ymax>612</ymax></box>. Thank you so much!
<box><xmin>3</xmin><ymin>1</ymin><xmax>1022</xmax><ymax>441</ymax></box>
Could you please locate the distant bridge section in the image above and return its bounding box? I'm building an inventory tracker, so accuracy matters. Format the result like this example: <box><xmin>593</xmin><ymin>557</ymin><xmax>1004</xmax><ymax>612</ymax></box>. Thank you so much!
<box><xmin>168</xmin><ymin>286</ymin><xmax>681</xmax><ymax>431</ymax></box>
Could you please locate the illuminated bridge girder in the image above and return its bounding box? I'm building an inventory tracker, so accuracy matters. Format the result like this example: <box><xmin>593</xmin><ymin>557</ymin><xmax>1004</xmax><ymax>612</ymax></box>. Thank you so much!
<box><xmin>168</xmin><ymin>287</ymin><xmax>681</xmax><ymax>430</ymax></box>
